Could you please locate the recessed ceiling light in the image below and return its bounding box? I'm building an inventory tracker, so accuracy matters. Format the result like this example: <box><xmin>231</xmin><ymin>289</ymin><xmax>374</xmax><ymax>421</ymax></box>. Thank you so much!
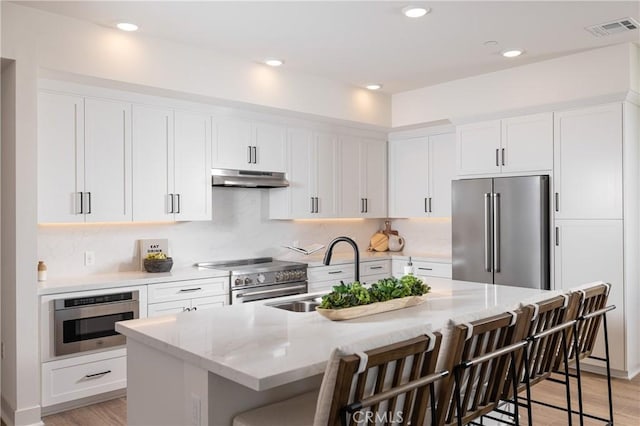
<box><xmin>366</xmin><ymin>84</ymin><xmax>383</xmax><ymax>91</ymax></box>
<box><xmin>402</xmin><ymin>6</ymin><xmax>430</xmax><ymax>18</ymax></box>
<box><xmin>264</xmin><ymin>58</ymin><xmax>284</xmax><ymax>67</ymax></box>
<box><xmin>116</xmin><ymin>22</ymin><xmax>139</xmax><ymax>32</ymax></box>
<box><xmin>483</xmin><ymin>40</ymin><xmax>498</xmax><ymax>46</ymax></box>
<box><xmin>502</xmin><ymin>49</ymin><xmax>524</xmax><ymax>58</ymax></box>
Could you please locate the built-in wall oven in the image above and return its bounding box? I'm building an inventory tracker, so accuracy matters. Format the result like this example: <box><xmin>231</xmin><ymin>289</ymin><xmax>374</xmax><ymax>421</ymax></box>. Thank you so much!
<box><xmin>54</xmin><ymin>291</ymin><xmax>139</xmax><ymax>356</ymax></box>
<box><xmin>196</xmin><ymin>258</ymin><xmax>308</xmax><ymax>304</ymax></box>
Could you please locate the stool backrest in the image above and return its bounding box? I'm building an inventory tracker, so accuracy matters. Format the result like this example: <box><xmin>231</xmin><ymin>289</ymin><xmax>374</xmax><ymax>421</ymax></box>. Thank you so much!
<box><xmin>569</xmin><ymin>282</ymin><xmax>610</xmax><ymax>361</ymax></box>
<box><xmin>324</xmin><ymin>332</ymin><xmax>442</xmax><ymax>426</ymax></box>
<box><xmin>522</xmin><ymin>293</ymin><xmax>581</xmax><ymax>387</ymax></box>
<box><xmin>436</xmin><ymin>308</ymin><xmax>533</xmax><ymax>426</ymax></box>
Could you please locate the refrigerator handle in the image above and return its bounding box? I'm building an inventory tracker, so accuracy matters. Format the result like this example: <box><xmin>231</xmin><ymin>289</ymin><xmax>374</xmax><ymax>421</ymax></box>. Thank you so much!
<box><xmin>484</xmin><ymin>193</ymin><xmax>492</xmax><ymax>272</ymax></box>
<box><xmin>493</xmin><ymin>192</ymin><xmax>500</xmax><ymax>272</ymax></box>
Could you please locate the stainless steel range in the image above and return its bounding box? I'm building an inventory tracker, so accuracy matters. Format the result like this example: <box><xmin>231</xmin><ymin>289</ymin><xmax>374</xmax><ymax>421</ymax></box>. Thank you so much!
<box><xmin>196</xmin><ymin>257</ymin><xmax>308</xmax><ymax>304</ymax></box>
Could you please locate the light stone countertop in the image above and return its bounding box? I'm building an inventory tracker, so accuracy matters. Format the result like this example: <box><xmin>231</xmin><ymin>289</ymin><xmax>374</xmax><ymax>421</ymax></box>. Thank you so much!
<box><xmin>116</xmin><ymin>277</ymin><xmax>554</xmax><ymax>391</ymax></box>
<box><xmin>37</xmin><ymin>252</ymin><xmax>451</xmax><ymax>295</ymax></box>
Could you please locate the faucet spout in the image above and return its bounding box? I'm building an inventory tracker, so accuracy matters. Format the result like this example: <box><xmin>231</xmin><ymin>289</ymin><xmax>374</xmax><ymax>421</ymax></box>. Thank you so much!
<box><xmin>323</xmin><ymin>236</ymin><xmax>360</xmax><ymax>283</ymax></box>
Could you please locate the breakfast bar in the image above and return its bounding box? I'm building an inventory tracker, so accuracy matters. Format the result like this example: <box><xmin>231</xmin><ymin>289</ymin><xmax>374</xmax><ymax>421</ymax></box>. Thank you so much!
<box><xmin>116</xmin><ymin>278</ymin><xmax>554</xmax><ymax>426</ymax></box>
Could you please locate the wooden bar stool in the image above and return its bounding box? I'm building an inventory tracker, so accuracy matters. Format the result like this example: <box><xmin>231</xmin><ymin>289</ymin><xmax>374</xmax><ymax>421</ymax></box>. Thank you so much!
<box><xmin>436</xmin><ymin>308</ymin><xmax>534</xmax><ymax>426</ymax></box>
<box><xmin>233</xmin><ymin>326</ymin><xmax>445</xmax><ymax>426</ymax></box>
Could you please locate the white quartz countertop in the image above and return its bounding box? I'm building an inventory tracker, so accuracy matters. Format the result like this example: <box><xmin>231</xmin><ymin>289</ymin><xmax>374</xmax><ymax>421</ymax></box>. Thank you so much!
<box><xmin>116</xmin><ymin>278</ymin><xmax>555</xmax><ymax>391</ymax></box>
<box><xmin>37</xmin><ymin>267</ymin><xmax>230</xmax><ymax>295</ymax></box>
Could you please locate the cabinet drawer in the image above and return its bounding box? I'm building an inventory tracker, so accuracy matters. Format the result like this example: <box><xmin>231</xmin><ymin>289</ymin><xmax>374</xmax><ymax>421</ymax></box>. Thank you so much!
<box><xmin>148</xmin><ymin>277</ymin><xmax>228</xmax><ymax>303</ymax></box>
<box><xmin>42</xmin><ymin>353</ymin><xmax>126</xmax><ymax>407</ymax></box>
<box><xmin>308</xmin><ymin>281</ymin><xmax>335</xmax><ymax>294</ymax></box>
<box><xmin>148</xmin><ymin>299</ymin><xmax>191</xmax><ymax>317</ymax></box>
<box><xmin>361</xmin><ymin>260</ymin><xmax>391</xmax><ymax>277</ymax></box>
<box><xmin>308</xmin><ymin>264</ymin><xmax>355</xmax><ymax>284</ymax></box>
<box><xmin>413</xmin><ymin>261</ymin><xmax>452</xmax><ymax>278</ymax></box>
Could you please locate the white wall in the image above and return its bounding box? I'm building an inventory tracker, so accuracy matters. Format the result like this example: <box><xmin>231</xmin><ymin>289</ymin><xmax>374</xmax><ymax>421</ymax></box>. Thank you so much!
<box><xmin>392</xmin><ymin>43</ymin><xmax>637</xmax><ymax>127</ymax></box>
<box><xmin>387</xmin><ymin>219</ymin><xmax>452</xmax><ymax>257</ymax></box>
<box><xmin>2</xmin><ymin>3</ymin><xmax>390</xmax><ymax>128</ymax></box>
<box><xmin>38</xmin><ymin>189</ymin><xmax>383</xmax><ymax>278</ymax></box>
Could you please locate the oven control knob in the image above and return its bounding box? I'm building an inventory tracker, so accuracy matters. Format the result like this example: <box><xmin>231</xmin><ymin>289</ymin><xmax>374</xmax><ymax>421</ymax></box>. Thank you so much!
<box><xmin>234</xmin><ymin>278</ymin><xmax>243</xmax><ymax>286</ymax></box>
<box><xmin>257</xmin><ymin>274</ymin><xmax>266</xmax><ymax>284</ymax></box>
<box><xmin>244</xmin><ymin>277</ymin><xmax>253</xmax><ymax>285</ymax></box>
<box><xmin>282</xmin><ymin>271</ymin><xmax>289</xmax><ymax>281</ymax></box>
<box><xmin>275</xmin><ymin>272</ymin><xmax>282</xmax><ymax>282</ymax></box>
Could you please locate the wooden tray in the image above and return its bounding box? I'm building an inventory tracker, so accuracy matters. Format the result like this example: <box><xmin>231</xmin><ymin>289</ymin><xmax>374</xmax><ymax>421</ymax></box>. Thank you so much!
<box><xmin>316</xmin><ymin>294</ymin><xmax>429</xmax><ymax>321</ymax></box>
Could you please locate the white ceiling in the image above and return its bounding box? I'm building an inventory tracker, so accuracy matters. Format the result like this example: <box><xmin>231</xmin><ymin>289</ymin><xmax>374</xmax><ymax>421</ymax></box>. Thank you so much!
<box><xmin>17</xmin><ymin>1</ymin><xmax>640</xmax><ymax>94</ymax></box>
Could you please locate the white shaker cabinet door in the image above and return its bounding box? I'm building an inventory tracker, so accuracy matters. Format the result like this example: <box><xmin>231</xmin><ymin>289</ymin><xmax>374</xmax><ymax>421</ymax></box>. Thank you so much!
<box><xmin>388</xmin><ymin>137</ymin><xmax>429</xmax><ymax>218</ymax></box>
<box><xmin>84</xmin><ymin>98</ymin><xmax>132</xmax><ymax>222</ymax></box>
<box><xmin>338</xmin><ymin>135</ymin><xmax>362</xmax><ymax>217</ymax></box>
<box><xmin>501</xmin><ymin>112</ymin><xmax>553</xmax><ymax>173</ymax></box>
<box><xmin>132</xmin><ymin>105</ymin><xmax>175</xmax><ymax>221</ymax></box>
<box><xmin>212</xmin><ymin>117</ymin><xmax>252</xmax><ymax>170</ymax></box>
<box><xmin>428</xmin><ymin>133</ymin><xmax>455</xmax><ymax>217</ymax></box>
<box><xmin>174</xmin><ymin>110</ymin><xmax>212</xmax><ymax>221</ymax></box>
<box><xmin>362</xmin><ymin>139</ymin><xmax>387</xmax><ymax>218</ymax></box>
<box><xmin>314</xmin><ymin>131</ymin><xmax>338</xmax><ymax>217</ymax></box>
<box><xmin>286</xmin><ymin>127</ymin><xmax>315</xmax><ymax>218</ymax></box>
<box><xmin>38</xmin><ymin>92</ymin><xmax>85</xmax><ymax>223</ymax></box>
<box><xmin>554</xmin><ymin>219</ymin><xmax>624</xmax><ymax>370</ymax></box>
<box><xmin>554</xmin><ymin>103</ymin><xmax>622</xmax><ymax>219</ymax></box>
<box><xmin>254</xmin><ymin>121</ymin><xmax>286</xmax><ymax>172</ymax></box>
<box><xmin>456</xmin><ymin>120</ymin><xmax>501</xmax><ymax>175</ymax></box>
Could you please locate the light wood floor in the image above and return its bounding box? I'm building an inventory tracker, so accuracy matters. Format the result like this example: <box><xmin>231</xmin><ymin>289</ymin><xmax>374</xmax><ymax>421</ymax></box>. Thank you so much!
<box><xmin>42</xmin><ymin>372</ymin><xmax>638</xmax><ymax>425</ymax></box>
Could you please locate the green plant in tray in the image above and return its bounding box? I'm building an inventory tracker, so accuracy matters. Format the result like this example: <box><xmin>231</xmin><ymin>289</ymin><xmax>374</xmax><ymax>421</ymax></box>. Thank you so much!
<box><xmin>319</xmin><ymin>275</ymin><xmax>430</xmax><ymax>310</ymax></box>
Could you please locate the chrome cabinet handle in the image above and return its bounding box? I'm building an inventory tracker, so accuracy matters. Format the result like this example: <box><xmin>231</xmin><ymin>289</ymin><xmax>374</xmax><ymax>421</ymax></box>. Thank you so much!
<box><xmin>554</xmin><ymin>193</ymin><xmax>559</xmax><ymax>212</ymax></box>
<box><xmin>424</xmin><ymin>197</ymin><xmax>428</xmax><ymax>213</ymax></box>
<box><xmin>418</xmin><ymin>267</ymin><xmax>432</xmax><ymax>271</ymax></box>
<box><xmin>495</xmin><ymin>149</ymin><xmax>500</xmax><ymax>167</ymax></box>
<box><xmin>310</xmin><ymin>197</ymin><xmax>314</xmax><ymax>214</ymax></box>
<box><xmin>428</xmin><ymin>197</ymin><xmax>432</xmax><ymax>213</ymax></box>
<box><xmin>484</xmin><ymin>193</ymin><xmax>492</xmax><ymax>272</ymax></box>
<box><xmin>191</xmin><ymin>306</ymin><xmax>197</xmax><ymax>311</ymax></box>
<box><xmin>179</xmin><ymin>288</ymin><xmax>202</xmax><ymax>293</ymax></box>
<box><xmin>85</xmin><ymin>370</ymin><xmax>111</xmax><ymax>379</ymax></box>
<box><xmin>493</xmin><ymin>192</ymin><xmax>501</xmax><ymax>272</ymax></box>
<box><xmin>175</xmin><ymin>194</ymin><xmax>181</xmax><ymax>214</ymax></box>
<box><xmin>78</xmin><ymin>192</ymin><xmax>84</xmax><ymax>214</ymax></box>
<box><xmin>252</xmin><ymin>146</ymin><xmax>257</xmax><ymax>164</ymax></box>
<box><xmin>555</xmin><ymin>226</ymin><xmax>560</xmax><ymax>246</ymax></box>
<box><xmin>364</xmin><ymin>198</ymin><xmax>368</xmax><ymax>213</ymax></box>
<box><xmin>182</xmin><ymin>307</ymin><xmax>190</xmax><ymax>312</ymax></box>
<box><xmin>247</xmin><ymin>146</ymin><xmax>252</xmax><ymax>164</ymax></box>
<box><xmin>168</xmin><ymin>193</ymin><xmax>174</xmax><ymax>213</ymax></box>
<box><xmin>370</xmin><ymin>266</ymin><xmax>384</xmax><ymax>270</ymax></box>
<box><xmin>501</xmin><ymin>148</ymin><xmax>505</xmax><ymax>166</ymax></box>
<box><xmin>315</xmin><ymin>197</ymin><xmax>319</xmax><ymax>213</ymax></box>
<box><xmin>328</xmin><ymin>270</ymin><xmax>343</xmax><ymax>274</ymax></box>
<box><xmin>236</xmin><ymin>284</ymin><xmax>307</xmax><ymax>298</ymax></box>
<box><xmin>361</xmin><ymin>198</ymin><xmax>364</xmax><ymax>213</ymax></box>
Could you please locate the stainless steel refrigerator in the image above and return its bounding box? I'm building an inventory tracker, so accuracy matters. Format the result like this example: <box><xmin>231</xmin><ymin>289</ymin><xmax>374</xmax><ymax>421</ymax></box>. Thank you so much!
<box><xmin>452</xmin><ymin>175</ymin><xmax>550</xmax><ymax>289</ymax></box>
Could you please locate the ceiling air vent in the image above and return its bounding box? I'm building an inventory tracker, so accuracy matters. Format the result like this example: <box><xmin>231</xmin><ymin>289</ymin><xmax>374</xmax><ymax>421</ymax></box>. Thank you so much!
<box><xmin>585</xmin><ymin>17</ymin><xmax>639</xmax><ymax>37</ymax></box>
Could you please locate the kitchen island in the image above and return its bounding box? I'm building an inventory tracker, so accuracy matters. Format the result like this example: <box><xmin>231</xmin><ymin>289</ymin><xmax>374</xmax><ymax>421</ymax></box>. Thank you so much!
<box><xmin>116</xmin><ymin>278</ymin><xmax>554</xmax><ymax>426</ymax></box>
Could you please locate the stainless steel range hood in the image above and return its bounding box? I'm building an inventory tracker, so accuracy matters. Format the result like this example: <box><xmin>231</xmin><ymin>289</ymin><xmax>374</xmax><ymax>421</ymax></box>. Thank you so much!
<box><xmin>212</xmin><ymin>168</ymin><xmax>289</xmax><ymax>188</ymax></box>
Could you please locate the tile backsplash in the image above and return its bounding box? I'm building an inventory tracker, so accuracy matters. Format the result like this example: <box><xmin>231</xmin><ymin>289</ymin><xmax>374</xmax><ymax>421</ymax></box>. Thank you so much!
<box><xmin>37</xmin><ymin>189</ymin><xmax>451</xmax><ymax>278</ymax></box>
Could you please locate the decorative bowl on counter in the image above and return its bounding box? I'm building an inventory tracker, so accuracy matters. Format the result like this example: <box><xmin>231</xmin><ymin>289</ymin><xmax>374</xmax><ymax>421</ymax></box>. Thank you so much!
<box><xmin>316</xmin><ymin>294</ymin><xmax>428</xmax><ymax>321</ymax></box>
<box><xmin>143</xmin><ymin>257</ymin><xmax>173</xmax><ymax>273</ymax></box>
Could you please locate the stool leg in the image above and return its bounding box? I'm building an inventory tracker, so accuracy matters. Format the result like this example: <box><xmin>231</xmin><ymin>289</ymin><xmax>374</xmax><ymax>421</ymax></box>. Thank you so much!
<box><xmin>561</xmin><ymin>329</ymin><xmax>573</xmax><ymax>426</ymax></box>
<box><xmin>572</xmin><ymin>323</ymin><xmax>584</xmax><ymax>426</ymax></box>
<box><xmin>522</xmin><ymin>346</ymin><xmax>533</xmax><ymax>425</ymax></box>
<box><xmin>510</xmin><ymin>352</ymin><xmax>520</xmax><ymax>426</ymax></box>
<box><xmin>454</xmin><ymin>368</ymin><xmax>464</xmax><ymax>426</ymax></box>
<box><xmin>603</xmin><ymin>314</ymin><xmax>614</xmax><ymax>425</ymax></box>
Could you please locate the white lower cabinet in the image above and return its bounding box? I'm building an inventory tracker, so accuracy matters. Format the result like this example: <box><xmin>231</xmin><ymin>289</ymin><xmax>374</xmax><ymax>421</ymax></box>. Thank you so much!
<box><xmin>307</xmin><ymin>259</ymin><xmax>392</xmax><ymax>292</ymax></box>
<box><xmin>147</xmin><ymin>277</ymin><xmax>229</xmax><ymax>317</ymax></box>
<box><xmin>392</xmin><ymin>259</ymin><xmax>453</xmax><ymax>279</ymax></box>
<box><xmin>41</xmin><ymin>348</ymin><xmax>127</xmax><ymax>408</ymax></box>
<box><xmin>554</xmin><ymin>219</ymin><xmax>624</xmax><ymax>371</ymax></box>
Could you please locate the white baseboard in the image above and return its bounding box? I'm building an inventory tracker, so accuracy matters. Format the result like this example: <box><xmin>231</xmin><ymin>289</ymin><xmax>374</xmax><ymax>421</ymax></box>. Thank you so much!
<box><xmin>40</xmin><ymin>389</ymin><xmax>126</xmax><ymax>417</ymax></box>
<box><xmin>1</xmin><ymin>398</ymin><xmax>43</xmax><ymax>426</ymax></box>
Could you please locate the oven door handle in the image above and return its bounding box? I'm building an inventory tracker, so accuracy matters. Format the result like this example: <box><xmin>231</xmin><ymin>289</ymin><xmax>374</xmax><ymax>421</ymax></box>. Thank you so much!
<box><xmin>235</xmin><ymin>284</ymin><xmax>307</xmax><ymax>299</ymax></box>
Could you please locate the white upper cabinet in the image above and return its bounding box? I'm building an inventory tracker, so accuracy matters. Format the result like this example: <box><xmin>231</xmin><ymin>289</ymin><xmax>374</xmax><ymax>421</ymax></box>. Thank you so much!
<box><xmin>133</xmin><ymin>107</ymin><xmax>212</xmax><ymax>222</ymax></box>
<box><xmin>212</xmin><ymin>117</ymin><xmax>285</xmax><ymax>172</ymax></box>
<box><xmin>173</xmin><ymin>111</ymin><xmax>212</xmax><ymax>221</ymax></box>
<box><xmin>553</xmin><ymin>103</ymin><xmax>622</xmax><ymax>219</ymax></box>
<box><xmin>501</xmin><ymin>113</ymin><xmax>553</xmax><ymax>173</ymax></box>
<box><xmin>38</xmin><ymin>92</ymin><xmax>85</xmax><ymax>223</ymax></box>
<box><xmin>132</xmin><ymin>105</ymin><xmax>175</xmax><ymax>222</ymax></box>
<box><xmin>38</xmin><ymin>92</ymin><xmax>132</xmax><ymax>223</ymax></box>
<box><xmin>84</xmin><ymin>98</ymin><xmax>132</xmax><ymax>223</ymax></box>
<box><xmin>456</xmin><ymin>113</ymin><xmax>553</xmax><ymax>176</ymax></box>
<box><xmin>269</xmin><ymin>128</ymin><xmax>337</xmax><ymax>219</ymax></box>
<box><xmin>338</xmin><ymin>136</ymin><xmax>387</xmax><ymax>218</ymax></box>
<box><xmin>389</xmin><ymin>132</ymin><xmax>454</xmax><ymax>218</ymax></box>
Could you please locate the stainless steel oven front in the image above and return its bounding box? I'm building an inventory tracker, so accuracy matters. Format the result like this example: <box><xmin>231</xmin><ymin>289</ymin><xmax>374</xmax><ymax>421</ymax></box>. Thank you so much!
<box><xmin>54</xmin><ymin>291</ymin><xmax>139</xmax><ymax>356</ymax></box>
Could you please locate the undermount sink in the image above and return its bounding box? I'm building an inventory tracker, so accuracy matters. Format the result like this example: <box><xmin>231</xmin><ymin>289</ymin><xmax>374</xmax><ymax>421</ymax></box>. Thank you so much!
<box><xmin>267</xmin><ymin>295</ymin><xmax>324</xmax><ymax>312</ymax></box>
